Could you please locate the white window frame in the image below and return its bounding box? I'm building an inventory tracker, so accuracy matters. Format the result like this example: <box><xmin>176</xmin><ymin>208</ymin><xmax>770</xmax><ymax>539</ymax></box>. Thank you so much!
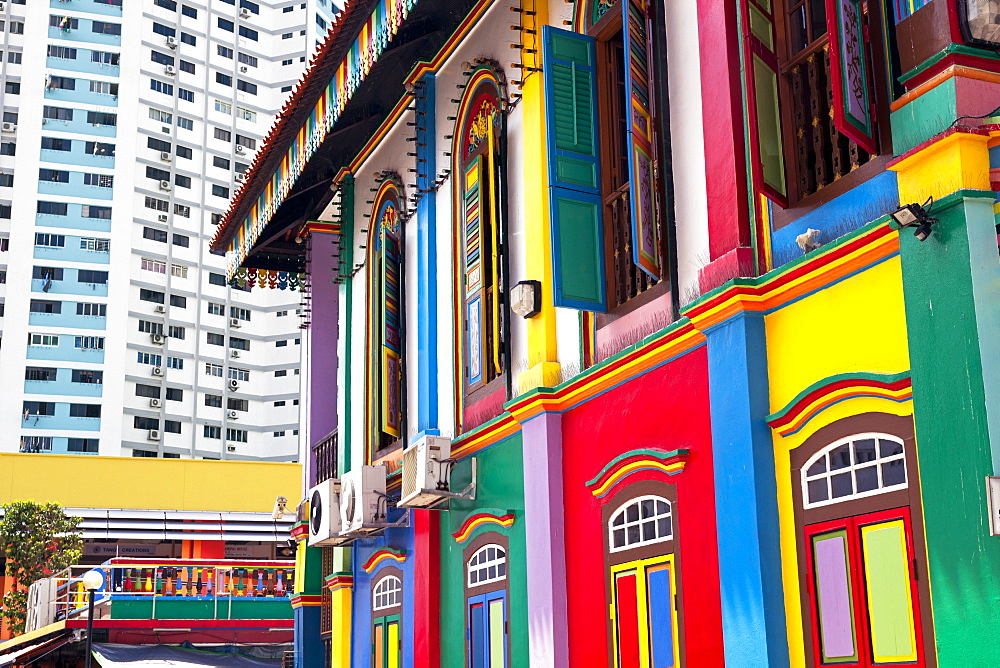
<box><xmin>608</xmin><ymin>495</ymin><xmax>673</xmax><ymax>553</ymax></box>
<box><xmin>467</xmin><ymin>544</ymin><xmax>506</xmax><ymax>588</ymax></box>
<box><xmin>372</xmin><ymin>575</ymin><xmax>402</xmax><ymax>611</ymax></box>
<box><xmin>28</xmin><ymin>333</ymin><xmax>59</xmax><ymax>347</ymax></box>
<box><xmin>801</xmin><ymin>432</ymin><xmax>908</xmax><ymax>509</ymax></box>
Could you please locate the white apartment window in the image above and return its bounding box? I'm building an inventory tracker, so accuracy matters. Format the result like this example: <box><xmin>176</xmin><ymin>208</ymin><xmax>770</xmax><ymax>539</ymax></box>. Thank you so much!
<box><xmin>205</xmin><ymin>363</ymin><xmax>223</xmax><ymax>377</ymax></box>
<box><xmin>276</xmin><ymin>310</ymin><xmax>287</xmax><ymax>317</ymax></box>
<box><xmin>83</xmin><ymin>173</ymin><xmax>114</xmax><ymax>188</ymax></box>
<box><xmin>149</xmin><ymin>107</ymin><xmax>173</xmax><ymax>124</ymax></box>
<box><xmin>77</xmin><ymin>303</ymin><xmax>106</xmax><ymax>317</ymax></box>
<box><xmin>174</xmin><ymin>203</ymin><xmax>191</xmax><ymax>217</ymax></box>
<box><xmin>145</xmin><ymin>196</ymin><xmax>169</xmax><ymax>212</ymax></box>
<box><xmin>207</xmin><ymin>302</ymin><xmax>225</xmax><ymax>316</ymax></box>
<box><xmin>141</xmin><ymin>258</ymin><xmax>166</xmax><ymax>274</ymax></box>
<box><xmin>137</xmin><ymin>352</ymin><xmax>162</xmax><ymax>366</ymax></box>
<box><xmin>228</xmin><ymin>367</ymin><xmax>250</xmax><ymax>382</ymax></box>
<box><xmin>165</xmin><ymin>357</ymin><xmax>183</xmax><ymax>370</ymax></box>
<box><xmin>80</xmin><ymin>238</ymin><xmax>110</xmax><ymax>252</ymax></box>
<box><xmin>273</xmin><ymin>431</ymin><xmax>285</xmax><ymax>437</ymax></box>
<box><xmin>74</xmin><ymin>336</ymin><xmax>105</xmax><ymax>350</ymax></box>
<box><xmin>229</xmin><ymin>307</ymin><xmax>251</xmax><ymax>321</ymax></box>
<box><xmin>237</xmin><ymin>52</ymin><xmax>258</xmax><ymax>67</ymax></box>
<box><xmin>90</xmin><ymin>81</ymin><xmax>118</xmax><ymax>96</ymax></box>
<box><xmin>226</xmin><ymin>428</ymin><xmax>248</xmax><ymax>443</ymax></box>
<box><xmin>236</xmin><ymin>107</ymin><xmax>256</xmax><ymax>122</ymax></box>
<box><xmin>138</xmin><ymin>320</ymin><xmax>163</xmax><ymax>335</ymax></box>
<box><xmin>214</xmin><ymin>100</ymin><xmax>232</xmax><ymax>114</ymax></box>
<box><xmin>177</xmin><ymin>117</ymin><xmax>193</xmax><ymax>130</ymax></box>
<box><xmin>171</xmin><ymin>264</ymin><xmax>188</xmax><ymax>278</ymax></box>
<box><xmin>28</xmin><ymin>334</ymin><xmax>59</xmax><ymax>347</ymax></box>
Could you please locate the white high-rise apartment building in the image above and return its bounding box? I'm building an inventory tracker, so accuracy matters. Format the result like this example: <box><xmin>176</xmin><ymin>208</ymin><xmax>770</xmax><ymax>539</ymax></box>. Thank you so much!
<box><xmin>0</xmin><ymin>0</ymin><xmax>339</xmax><ymax>461</ymax></box>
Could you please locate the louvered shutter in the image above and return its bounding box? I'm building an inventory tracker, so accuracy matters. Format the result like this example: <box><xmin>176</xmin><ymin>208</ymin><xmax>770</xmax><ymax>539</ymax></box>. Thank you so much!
<box><xmin>742</xmin><ymin>0</ymin><xmax>788</xmax><ymax>205</ymax></box>
<box><xmin>622</xmin><ymin>0</ymin><xmax>660</xmax><ymax>280</ymax></box>
<box><xmin>382</xmin><ymin>227</ymin><xmax>402</xmax><ymax>438</ymax></box>
<box><xmin>543</xmin><ymin>26</ymin><xmax>607</xmax><ymax>312</ymax></box>
<box><xmin>463</xmin><ymin>156</ymin><xmax>488</xmax><ymax>390</ymax></box>
<box><xmin>826</xmin><ymin>0</ymin><xmax>877</xmax><ymax>153</ymax></box>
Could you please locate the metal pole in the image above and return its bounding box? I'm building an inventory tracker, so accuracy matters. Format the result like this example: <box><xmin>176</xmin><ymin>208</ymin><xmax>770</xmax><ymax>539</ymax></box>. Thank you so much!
<box><xmin>84</xmin><ymin>589</ymin><xmax>95</xmax><ymax>668</ymax></box>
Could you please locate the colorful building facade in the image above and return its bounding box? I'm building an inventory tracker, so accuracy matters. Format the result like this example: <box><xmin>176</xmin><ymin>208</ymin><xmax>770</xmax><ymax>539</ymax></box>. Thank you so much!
<box><xmin>210</xmin><ymin>0</ymin><xmax>1000</xmax><ymax>666</ymax></box>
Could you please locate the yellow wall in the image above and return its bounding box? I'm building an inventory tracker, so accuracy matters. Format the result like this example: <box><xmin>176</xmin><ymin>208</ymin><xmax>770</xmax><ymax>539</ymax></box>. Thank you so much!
<box><xmin>0</xmin><ymin>454</ymin><xmax>301</xmax><ymax>512</ymax></box>
<box><xmin>764</xmin><ymin>256</ymin><xmax>911</xmax><ymax>668</ymax></box>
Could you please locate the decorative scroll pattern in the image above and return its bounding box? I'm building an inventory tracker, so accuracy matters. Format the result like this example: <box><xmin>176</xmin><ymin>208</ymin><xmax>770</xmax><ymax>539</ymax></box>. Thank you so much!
<box><xmin>585</xmin><ymin>448</ymin><xmax>689</xmax><ymax>499</ymax></box>
<box><xmin>466</xmin><ymin>99</ymin><xmax>498</xmax><ymax>157</ymax></box>
<box><xmin>228</xmin><ymin>267</ymin><xmax>307</xmax><ymax>291</ymax></box>
<box><xmin>223</xmin><ymin>0</ymin><xmax>420</xmax><ymax>279</ymax></box>
<box><xmin>622</xmin><ymin>0</ymin><xmax>660</xmax><ymax>280</ymax></box>
<box><xmin>452</xmin><ymin>511</ymin><xmax>515</xmax><ymax>543</ymax></box>
<box><xmin>361</xmin><ymin>548</ymin><xmax>407</xmax><ymax>573</ymax></box>
<box><xmin>591</xmin><ymin>0</ymin><xmax>620</xmax><ymax>25</ymax></box>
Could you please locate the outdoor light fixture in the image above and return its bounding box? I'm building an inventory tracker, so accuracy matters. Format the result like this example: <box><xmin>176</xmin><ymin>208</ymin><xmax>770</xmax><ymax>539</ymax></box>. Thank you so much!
<box><xmin>81</xmin><ymin>570</ymin><xmax>104</xmax><ymax>668</ymax></box>
<box><xmin>510</xmin><ymin>280</ymin><xmax>542</xmax><ymax>318</ymax></box>
<box><xmin>272</xmin><ymin>495</ymin><xmax>289</xmax><ymax>520</ymax></box>
<box><xmin>959</xmin><ymin>0</ymin><xmax>1000</xmax><ymax>50</ymax></box>
<box><xmin>890</xmin><ymin>201</ymin><xmax>937</xmax><ymax>242</ymax></box>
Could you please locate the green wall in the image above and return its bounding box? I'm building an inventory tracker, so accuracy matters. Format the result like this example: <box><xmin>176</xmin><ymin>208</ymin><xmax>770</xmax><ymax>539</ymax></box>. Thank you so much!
<box><xmin>438</xmin><ymin>433</ymin><xmax>527</xmax><ymax>666</ymax></box>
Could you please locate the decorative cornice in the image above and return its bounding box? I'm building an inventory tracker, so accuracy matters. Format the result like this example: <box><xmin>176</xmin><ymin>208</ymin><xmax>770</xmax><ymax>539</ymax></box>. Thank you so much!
<box><xmin>360</xmin><ymin>548</ymin><xmax>407</xmax><ymax>573</ymax></box>
<box><xmin>586</xmin><ymin>449</ymin><xmax>689</xmax><ymax>500</ymax></box>
<box><xmin>305</xmin><ymin>220</ymin><xmax>342</xmax><ymax>236</ymax></box>
<box><xmin>325</xmin><ymin>573</ymin><xmax>354</xmax><ymax>592</ymax></box>
<box><xmin>290</xmin><ymin>594</ymin><xmax>324</xmax><ymax>608</ymax></box>
<box><xmin>451</xmin><ymin>511</ymin><xmax>515</xmax><ymax>543</ymax></box>
<box><xmin>289</xmin><ymin>521</ymin><xmax>309</xmax><ymax>541</ymax></box>
<box><xmin>766</xmin><ymin>372</ymin><xmax>912</xmax><ymax>438</ymax></box>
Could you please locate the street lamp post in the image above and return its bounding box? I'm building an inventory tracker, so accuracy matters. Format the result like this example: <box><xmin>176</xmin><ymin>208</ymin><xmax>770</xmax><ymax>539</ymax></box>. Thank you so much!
<box><xmin>81</xmin><ymin>570</ymin><xmax>104</xmax><ymax>668</ymax></box>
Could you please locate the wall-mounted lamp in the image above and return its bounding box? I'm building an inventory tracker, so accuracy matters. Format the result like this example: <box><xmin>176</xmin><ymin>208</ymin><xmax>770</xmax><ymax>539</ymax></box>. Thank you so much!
<box><xmin>510</xmin><ymin>280</ymin><xmax>541</xmax><ymax>318</ymax></box>
<box><xmin>959</xmin><ymin>0</ymin><xmax>1000</xmax><ymax>50</ymax></box>
<box><xmin>272</xmin><ymin>495</ymin><xmax>289</xmax><ymax>520</ymax></box>
<box><xmin>890</xmin><ymin>201</ymin><xmax>936</xmax><ymax>242</ymax></box>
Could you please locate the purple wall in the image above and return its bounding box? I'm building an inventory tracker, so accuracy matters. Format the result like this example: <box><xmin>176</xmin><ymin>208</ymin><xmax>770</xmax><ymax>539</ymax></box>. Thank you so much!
<box><xmin>307</xmin><ymin>233</ymin><xmax>340</xmax><ymax>488</ymax></box>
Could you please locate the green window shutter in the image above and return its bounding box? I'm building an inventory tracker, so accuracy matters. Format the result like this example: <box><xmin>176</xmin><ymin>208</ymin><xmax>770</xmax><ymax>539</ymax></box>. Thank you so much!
<box><xmin>742</xmin><ymin>0</ymin><xmax>788</xmax><ymax>205</ymax></box>
<box><xmin>543</xmin><ymin>25</ymin><xmax>606</xmax><ymax>312</ymax></box>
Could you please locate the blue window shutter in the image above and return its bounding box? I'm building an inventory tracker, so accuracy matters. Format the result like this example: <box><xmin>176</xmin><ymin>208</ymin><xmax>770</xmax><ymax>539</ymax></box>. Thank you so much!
<box><xmin>543</xmin><ymin>25</ymin><xmax>607</xmax><ymax>312</ymax></box>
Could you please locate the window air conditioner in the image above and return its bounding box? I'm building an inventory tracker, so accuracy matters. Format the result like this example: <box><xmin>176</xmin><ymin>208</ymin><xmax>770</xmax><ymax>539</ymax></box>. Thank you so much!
<box><xmin>400</xmin><ymin>435</ymin><xmax>453</xmax><ymax>508</ymax></box>
<box><xmin>227</xmin><ymin>409</ymin><xmax>238</xmax><ymax>419</ymax></box>
<box><xmin>227</xmin><ymin>444</ymin><xmax>236</xmax><ymax>452</ymax></box>
<box><xmin>230</xmin><ymin>350</ymin><xmax>240</xmax><ymax>358</ymax></box>
<box><xmin>228</xmin><ymin>379</ymin><xmax>239</xmax><ymax>391</ymax></box>
<box><xmin>160</xmin><ymin>151</ymin><xmax>172</xmax><ymax>162</ymax></box>
<box><xmin>0</xmin><ymin>122</ymin><xmax>15</xmax><ymax>134</ymax></box>
<box><xmin>148</xmin><ymin>429</ymin><xmax>161</xmax><ymax>441</ymax></box>
<box><xmin>151</xmin><ymin>333</ymin><xmax>164</xmax><ymax>344</ymax></box>
<box><xmin>239</xmin><ymin>7</ymin><xmax>250</xmax><ymax>18</ymax></box>
<box><xmin>229</xmin><ymin>318</ymin><xmax>241</xmax><ymax>328</ymax></box>
<box><xmin>339</xmin><ymin>465</ymin><xmax>388</xmax><ymax>537</ymax></box>
<box><xmin>155</xmin><ymin>304</ymin><xmax>166</xmax><ymax>313</ymax></box>
<box><xmin>307</xmin><ymin>479</ymin><xmax>349</xmax><ymax>547</ymax></box>
<box><xmin>164</xmin><ymin>65</ymin><xmax>176</xmax><ymax>76</ymax></box>
<box><xmin>235</xmin><ymin>144</ymin><xmax>245</xmax><ymax>154</ymax></box>
<box><xmin>159</xmin><ymin>180</ymin><xmax>171</xmax><ymax>191</ymax></box>
<box><xmin>239</xmin><ymin>65</ymin><xmax>248</xmax><ymax>73</ymax></box>
<box><xmin>166</xmin><ymin>36</ymin><xmax>178</xmax><ymax>48</ymax></box>
<box><xmin>152</xmin><ymin>366</ymin><xmax>164</xmax><ymax>377</ymax></box>
<box><xmin>235</xmin><ymin>173</ymin><xmax>247</xmax><ymax>183</ymax></box>
<box><xmin>157</xmin><ymin>214</ymin><xmax>168</xmax><ymax>223</ymax></box>
<box><xmin>149</xmin><ymin>398</ymin><xmax>162</xmax><ymax>408</ymax></box>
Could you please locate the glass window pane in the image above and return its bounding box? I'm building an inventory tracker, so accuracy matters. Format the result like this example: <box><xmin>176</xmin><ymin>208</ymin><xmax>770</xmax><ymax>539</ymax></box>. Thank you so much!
<box><xmin>808</xmin><ymin>478</ymin><xmax>829</xmax><ymax>503</ymax></box>
<box><xmin>830</xmin><ymin>444</ymin><xmax>852</xmax><ymax>470</ymax></box>
<box><xmin>807</xmin><ymin>458</ymin><xmax>827</xmax><ymax>476</ymax></box>
<box><xmin>854</xmin><ymin>439</ymin><xmax>877</xmax><ymax>464</ymax></box>
<box><xmin>882</xmin><ymin>460</ymin><xmax>907</xmax><ymax>487</ymax></box>
<box><xmin>642</xmin><ymin>521</ymin><xmax>656</xmax><ymax>540</ymax></box>
<box><xmin>657</xmin><ymin>518</ymin><xmax>671</xmax><ymax>537</ymax></box>
<box><xmin>641</xmin><ymin>499</ymin><xmax>655</xmax><ymax>518</ymax></box>
<box><xmin>831</xmin><ymin>472</ymin><xmax>853</xmax><ymax>498</ymax></box>
<box><xmin>879</xmin><ymin>439</ymin><xmax>904</xmax><ymax>458</ymax></box>
<box><xmin>614</xmin><ymin>529</ymin><xmax>626</xmax><ymax>547</ymax></box>
<box><xmin>627</xmin><ymin>526</ymin><xmax>640</xmax><ymax>544</ymax></box>
<box><xmin>626</xmin><ymin>503</ymin><xmax>639</xmax><ymax>522</ymax></box>
<box><xmin>855</xmin><ymin>465</ymin><xmax>879</xmax><ymax>493</ymax></box>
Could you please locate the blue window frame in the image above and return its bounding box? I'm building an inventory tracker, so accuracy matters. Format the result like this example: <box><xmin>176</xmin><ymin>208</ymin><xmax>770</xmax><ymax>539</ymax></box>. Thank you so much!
<box><xmin>467</xmin><ymin>590</ymin><xmax>507</xmax><ymax>668</ymax></box>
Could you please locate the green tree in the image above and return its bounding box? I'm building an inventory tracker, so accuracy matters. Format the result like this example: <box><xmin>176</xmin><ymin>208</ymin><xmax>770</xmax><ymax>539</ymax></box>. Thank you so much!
<box><xmin>0</xmin><ymin>501</ymin><xmax>82</xmax><ymax>635</ymax></box>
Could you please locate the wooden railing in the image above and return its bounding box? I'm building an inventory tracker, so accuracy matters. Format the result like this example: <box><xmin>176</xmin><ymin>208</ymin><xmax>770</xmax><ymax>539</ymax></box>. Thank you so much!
<box><xmin>606</xmin><ymin>184</ymin><xmax>660</xmax><ymax>309</ymax></box>
<box><xmin>313</xmin><ymin>430</ymin><xmax>338</xmax><ymax>484</ymax></box>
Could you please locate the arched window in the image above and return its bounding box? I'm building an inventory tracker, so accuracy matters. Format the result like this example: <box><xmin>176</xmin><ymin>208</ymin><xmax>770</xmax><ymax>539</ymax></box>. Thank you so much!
<box><xmin>467</xmin><ymin>543</ymin><xmax>506</xmax><ymax>588</ymax></box>
<box><xmin>367</xmin><ymin>178</ymin><xmax>404</xmax><ymax>456</ymax></box>
<box><xmin>801</xmin><ymin>433</ymin><xmax>907</xmax><ymax>508</ymax></box>
<box><xmin>608</xmin><ymin>495</ymin><xmax>672</xmax><ymax>552</ymax></box>
<box><xmin>453</xmin><ymin>67</ymin><xmax>506</xmax><ymax>423</ymax></box>
<box><xmin>372</xmin><ymin>575</ymin><xmax>401</xmax><ymax>611</ymax></box>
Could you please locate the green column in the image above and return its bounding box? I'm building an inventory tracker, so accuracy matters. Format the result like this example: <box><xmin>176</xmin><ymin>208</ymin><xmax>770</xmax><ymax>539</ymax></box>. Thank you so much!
<box><xmin>899</xmin><ymin>190</ymin><xmax>1000</xmax><ymax>665</ymax></box>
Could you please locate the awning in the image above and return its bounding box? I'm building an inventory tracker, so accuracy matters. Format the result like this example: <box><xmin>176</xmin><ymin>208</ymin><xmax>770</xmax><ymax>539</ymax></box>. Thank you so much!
<box><xmin>92</xmin><ymin>644</ymin><xmax>281</xmax><ymax>668</ymax></box>
<box><xmin>0</xmin><ymin>630</ymin><xmax>74</xmax><ymax>667</ymax></box>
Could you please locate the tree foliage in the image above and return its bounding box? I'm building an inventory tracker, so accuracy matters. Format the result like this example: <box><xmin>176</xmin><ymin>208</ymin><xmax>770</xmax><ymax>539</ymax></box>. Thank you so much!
<box><xmin>0</xmin><ymin>501</ymin><xmax>82</xmax><ymax>635</ymax></box>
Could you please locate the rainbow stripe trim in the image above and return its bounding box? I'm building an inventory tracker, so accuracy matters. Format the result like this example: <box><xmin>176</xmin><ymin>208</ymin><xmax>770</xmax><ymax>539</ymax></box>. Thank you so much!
<box><xmin>766</xmin><ymin>372</ymin><xmax>913</xmax><ymax>438</ymax></box>
<box><xmin>452</xmin><ymin>512</ymin><xmax>515</xmax><ymax>544</ymax></box>
<box><xmin>289</xmin><ymin>521</ymin><xmax>309</xmax><ymax>541</ymax></box>
<box><xmin>290</xmin><ymin>594</ymin><xmax>324</xmax><ymax>608</ymax></box>
<box><xmin>361</xmin><ymin>548</ymin><xmax>407</xmax><ymax>573</ymax></box>
<box><xmin>586</xmin><ymin>449</ymin><xmax>690</xmax><ymax>499</ymax></box>
<box><xmin>325</xmin><ymin>573</ymin><xmax>354</xmax><ymax>592</ymax></box>
<box><xmin>306</xmin><ymin>220</ymin><xmax>342</xmax><ymax>236</ymax></box>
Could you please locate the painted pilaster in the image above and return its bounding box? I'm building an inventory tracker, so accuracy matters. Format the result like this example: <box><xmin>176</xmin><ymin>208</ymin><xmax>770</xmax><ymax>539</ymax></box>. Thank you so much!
<box><xmin>702</xmin><ymin>311</ymin><xmax>788</xmax><ymax>667</ymax></box>
<box><xmin>519</xmin><ymin>411</ymin><xmax>569</xmax><ymax>667</ymax></box>
<box><xmin>897</xmin><ymin>189</ymin><xmax>1000</xmax><ymax>666</ymax></box>
<box><xmin>413</xmin><ymin>509</ymin><xmax>440</xmax><ymax>668</ymax></box>
<box><xmin>308</xmin><ymin>230</ymin><xmax>341</xmax><ymax>487</ymax></box>
<box><xmin>413</xmin><ymin>74</ymin><xmax>440</xmax><ymax>436</ymax></box>
<box><xmin>292</xmin><ymin>532</ymin><xmax>325</xmax><ymax>668</ymax></box>
<box><xmin>336</xmin><ymin>175</ymin><xmax>355</xmax><ymax>476</ymax></box>
<box><xmin>519</xmin><ymin>0</ymin><xmax>561</xmax><ymax>393</ymax></box>
<box><xmin>328</xmin><ymin>548</ymin><xmax>354</xmax><ymax>668</ymax></box>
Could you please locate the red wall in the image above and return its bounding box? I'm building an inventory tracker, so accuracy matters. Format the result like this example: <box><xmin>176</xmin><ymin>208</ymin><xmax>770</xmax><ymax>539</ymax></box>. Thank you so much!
<box><xmin>560</xmin><ymin>347</ymin><xmax>725</xmax><ymax>666</ymax></box>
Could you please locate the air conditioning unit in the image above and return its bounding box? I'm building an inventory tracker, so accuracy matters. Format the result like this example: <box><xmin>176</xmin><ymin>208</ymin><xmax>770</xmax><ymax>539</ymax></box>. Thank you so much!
<box><xmin>157</xmin><ymin>214</ymin><xmax>168</xmax><ymax>223</ymax></box>
<box><xmin>227</xmin><ymin>409</ymin><xmax>238</xmax><ymax>419</ymax></box>
<box><xmin>151</xmin><ymin>366</ymin><xmax>164</xmax><ymax>377</ymax></box>
<box><xmin>229</xmin><ymin>318</ymin><xmax>241</xmax><ymax>328</ymax></box>
<box><xmin>239</xmin><ymin>65</ymin><xmax>248</xmax><ymax>73</ymax></box>
<box><xmin>239</xmin><ymin>7</ymin><xmax>250</xmax><ymax>18</ymax></box>
<box><xmin>227</xmin><ymin>444</ymin><xmax>236</xmax><ymax>452</ymax></box>
<box><xmin>230</xmin><ymin>350</ymin><xmax>240</xmax><ymax>359</ymax></box>
<box><xmin>148</xmin><ymin>429</ymin><xmax>161</xmax><ymax>441</ymax></box>
<box><xmin>339</xmin><ymin>466</ymin><xmax>387</xmax><ymax>536</ymax></box>
<box><xmin>160</xmin><ymin>151</ymin><xmax>172</xmax><ymax>162</ymax></box>
<box><xmin>154</xmin><ymin>305</ymin><xmax>166</xmax><ymax>313</ymax></box>
<box><xmin>0</xmin><ymin>122</ymin><xmax>15</xmax><ymax>134</ymax></box>
<box><xmin>149</xmin><ymin>398</ymin><xmax>162</xmax><ymax>408</ymax></box>
<box><xmin>400</xmin><ymin>435</ymin><xmax>453</xmax><ymax>508</ymax></box>
<box><xmin>151</xmin><ymin>333</ymin><xmax>165</xmax><ymax>344</ymax></box>
<box><xmin>159</xmin><ymin>180</ymin><xmax>171</xmax><ymax>191</ymax></box>
<box><xmin>235</xmin><ymin>173</ymin><xmax>247</xmax><ymax>183</ymax></box>
<box><xmin>235</xmin><ymin>144</ymin><xmax>245</xmax><ymax>154</ymax></box>
<box><xmin>166</xmin><ymin>36</ymin><xmax>178</xmax><ymax>48</ymax></box>
<box><xmin>307</xmin><ymin>479</ymin><xmax>348</xmax><ymax>547</ymax></box>
<box><xmin>228</xmin><ymin>379</ymin><xmax>239</xmax><ymax>391</ymax></box>
<box><xmin>0</xmin><ymin>3</ymin><xmax>6</xmax><ymax>12</ymax></box>
<box><xmin>164</xmin><ymin>65</ymin><xmax>176</xmax><ymax>76</ymax></box>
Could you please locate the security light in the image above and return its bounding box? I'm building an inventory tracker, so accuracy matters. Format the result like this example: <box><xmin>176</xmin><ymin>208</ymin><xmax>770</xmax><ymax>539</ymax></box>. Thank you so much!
<box><xmin>959</xmin><ymin>0</ymin><xmax>1000</xmax><ymax>50</ymax></box>
<box><xmin>890</xmin><ymin>202</ymin><xmax>936</xmax><ymax>242</ymax></box>
<box><xmin>511</xmin><ymin>280</ymin><xmax>541</xmax><ymax>318</ymax></box>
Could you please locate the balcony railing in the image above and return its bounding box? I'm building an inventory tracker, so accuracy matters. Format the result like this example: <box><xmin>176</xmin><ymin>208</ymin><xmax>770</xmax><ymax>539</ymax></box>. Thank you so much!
<box><xmin>313</xmin><ymin>430</ymin><xmax>338</xmax><ymax>484</ymax></box>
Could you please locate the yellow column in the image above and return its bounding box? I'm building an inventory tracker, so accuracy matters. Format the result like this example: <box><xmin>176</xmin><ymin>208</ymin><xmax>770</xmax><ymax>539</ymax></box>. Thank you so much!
<box><xmin>890</xmin><ymin>130</ymin><xmax>991</xmax><ymax>203</ymax></box>
<box><xmin>519</xmin><ymin>0</ymin><xmax>562</xmax><ymax>393</ymax></box>
<box><xmin>329</xmin><ymin>584</ymin><xmax>353</xmax><ymax>668</ymax></box>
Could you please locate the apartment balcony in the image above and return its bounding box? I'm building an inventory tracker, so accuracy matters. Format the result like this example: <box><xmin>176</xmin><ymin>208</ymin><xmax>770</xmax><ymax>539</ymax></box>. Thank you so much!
<box><xmin>312</xmin><ymin>429</ymin><xmax>338</xmax><ymax>484</ymax></box>
<box><xmin>48</xmin><ymin>0</ymin><xmax>123</xmax><ymax>18</ymax></box>
<box><xmin>31</xmin><ymin>559</ymin><xmax>295</xmax><ymax>644</ymax></box>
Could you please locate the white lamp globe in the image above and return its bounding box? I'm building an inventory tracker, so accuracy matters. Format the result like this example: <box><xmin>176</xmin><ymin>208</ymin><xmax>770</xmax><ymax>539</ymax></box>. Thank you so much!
<box><xmin>81</xmin><ymin>570</ymin><xmax>104</xmax><ymax>592</ymax></box>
